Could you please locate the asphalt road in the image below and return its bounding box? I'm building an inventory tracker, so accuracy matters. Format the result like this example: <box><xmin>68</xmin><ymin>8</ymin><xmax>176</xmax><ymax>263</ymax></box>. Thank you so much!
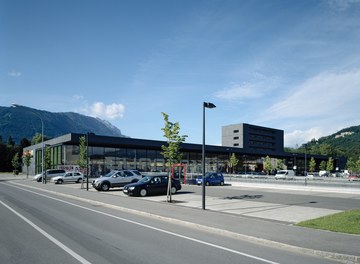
<box><xmin>185</xmin><ymin>184</ymin><xmax>360</xmax><ymax>211</ymax></box>
<box><xmin>0</xmin><ymin>182</ymin><xmax>341</xmax><ymax>264</ymax></box>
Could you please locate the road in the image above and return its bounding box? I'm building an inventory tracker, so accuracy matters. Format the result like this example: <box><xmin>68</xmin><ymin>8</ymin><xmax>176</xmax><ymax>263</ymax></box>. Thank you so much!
<box><xmin>186</xmin><ymin>184</ymin><xmax>360</xmax><ymax>211</ymax></box>
<box><xmin>0</xmin><ymin>182</ymin><xmax>341</xmax><ymax>264</ymax></box>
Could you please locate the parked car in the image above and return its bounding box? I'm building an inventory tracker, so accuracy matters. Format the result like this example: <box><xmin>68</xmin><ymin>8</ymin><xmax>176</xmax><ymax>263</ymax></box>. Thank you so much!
<box><xmin>32</xmin><ymin>169</ymin><xmax>66</xmax><ymax>182</ymax></box>
<box><xmin>123</xmin><ymin>175</ymin><xmax>181</xmax><ymax>197</ymax></box>
<box><xmin>348</xmin><ymin>174</ymin><xmax>360</xmax><ymax>181</ymax></box>
<box><xmin>274</xmin><ymin>170</ymin><xmax>295</xmax><ymax>180</ymax></box>
<box><xmin>92</xmin><ymin>170</ymin><xmax>143</xmax><ymax>191</ymax></box>
<box><xmin>196</xmin><ymin>172</ymin><xmax>224</xmax><ymax>186</ymax></box>
<box><xmin>50</xmin><ymin>172</ymin><xmax>84</xmax><ymax>184</ymax></box>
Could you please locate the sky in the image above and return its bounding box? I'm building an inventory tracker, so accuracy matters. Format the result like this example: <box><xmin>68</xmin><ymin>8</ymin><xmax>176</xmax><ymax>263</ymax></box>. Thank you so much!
<box><xmin>2</xmin><ymin>0</ymin><xmax>360</xmax><ymax>147</ymax></box>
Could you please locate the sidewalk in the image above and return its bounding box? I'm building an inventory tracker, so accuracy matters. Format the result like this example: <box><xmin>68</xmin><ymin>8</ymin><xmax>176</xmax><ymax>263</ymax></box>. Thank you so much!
<box><xmin>5</xmin><ymin>175</ymin><xmax>360</xmax><ymax>264</ymax></box>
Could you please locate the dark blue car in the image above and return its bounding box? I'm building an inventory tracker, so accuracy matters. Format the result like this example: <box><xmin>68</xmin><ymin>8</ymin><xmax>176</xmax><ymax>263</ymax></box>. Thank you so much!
<box><xmin>196</xmin><ymin>172</ymin><xmax>224</xmax><ymax>186</ymax></box>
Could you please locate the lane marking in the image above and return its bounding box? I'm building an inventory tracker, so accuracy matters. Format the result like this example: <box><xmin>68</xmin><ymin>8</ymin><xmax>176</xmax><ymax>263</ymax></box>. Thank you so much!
<box><xmin>2</xmin><ymin>183</ymin><xmax>279</xmax><ymax>264</ymax></box>
<box><xmin>0</xmin><ymin>200</ymin><xmax>91</xmax><ymax>264</ymax></box>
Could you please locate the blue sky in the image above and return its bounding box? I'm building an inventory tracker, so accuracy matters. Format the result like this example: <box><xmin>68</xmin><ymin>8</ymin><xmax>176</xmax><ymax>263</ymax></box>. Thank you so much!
<box><xmin>2</xmin><ymin>0</ymin><xmax>360</xmax><ymax>147</ymax></box>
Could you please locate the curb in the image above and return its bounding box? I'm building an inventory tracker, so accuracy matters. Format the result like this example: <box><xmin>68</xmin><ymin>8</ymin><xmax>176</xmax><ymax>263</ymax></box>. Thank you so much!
<box><xmin>7</xmin><ymin>181</ymin><xmax>360</xmax><ymax>264</ymax></box>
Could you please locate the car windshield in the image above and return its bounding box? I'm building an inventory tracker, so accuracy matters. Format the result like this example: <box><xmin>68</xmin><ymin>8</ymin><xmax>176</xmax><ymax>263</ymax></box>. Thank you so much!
<box><xmin>139</xmin><ymin>176</ymin><xmax>151</xmax><ymax>183</ymax></box>
<box><xmin>277</xmin><ymin>171</ymin><xmax>286</xmax><ymax>175</ymax></box>
<box><xmin>102</xmin><ymin>171</ymin><xmax>117</xmax><ymax>177</ymax></box>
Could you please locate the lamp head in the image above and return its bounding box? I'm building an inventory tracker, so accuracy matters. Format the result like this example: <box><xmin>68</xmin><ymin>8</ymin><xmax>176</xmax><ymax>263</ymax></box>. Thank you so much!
<box><xmin>204</xmin><ymin>102</ymin><xmax>216</xmax><ymax>109</ymax></box>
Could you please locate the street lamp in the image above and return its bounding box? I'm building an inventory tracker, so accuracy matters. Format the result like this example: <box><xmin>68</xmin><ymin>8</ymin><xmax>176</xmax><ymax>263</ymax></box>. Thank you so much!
<box><xmin>202</xmin><ymin>102</ymin><xmax>216</xmax><ymax>210</ymax></box>
<box><xmin>12</xmin><ymin>104</ymin><xmax>45</xmax><ymax>183</ymax></box>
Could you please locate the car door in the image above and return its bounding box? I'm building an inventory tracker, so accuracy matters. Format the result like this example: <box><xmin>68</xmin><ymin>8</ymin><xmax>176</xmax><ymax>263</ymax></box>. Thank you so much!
<box><xmin>111</xmin><ymin>171</ymin><xmax>126</xmax><ymax>187</ymax></box>
<box><xmin>148</xmin><ymin>176</ymin><xmax>167</xmax><ymax>195</ymax></box>
<box><xmin>63</xmin><ymin>172</ymin><xmax>74</xmax><ymax>183</ymax></box>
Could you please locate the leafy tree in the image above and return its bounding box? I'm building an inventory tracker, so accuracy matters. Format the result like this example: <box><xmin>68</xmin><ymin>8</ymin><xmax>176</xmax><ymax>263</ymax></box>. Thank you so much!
<box><xmin>11</xmin><ymin>153</ymin><xmax>20</xmax><ymax>174</ymax></box>
<box><xmin>7</xmin><ymin>136</ymin><xmax>15</xmax><ymax>147</ymax></box>
<box><xmin>263</xmin><ymin>156</ymin><xmax>273</xmax><ymax>174</ymax></box>
<box><xmin>228</xmin><ymin>153</ymin><xmax>239</xmax><ymax>173</ymax></box>
<box><xmin>319</xmin><ymin>160</ymin><xmax>327</xmax><ymax>171</ymax></box>
<box><xmin>31</xmin><ymin>133</ymin><xmax>43</xmax><ymax>145</ymax></box>
<box><xmin>77</xmin><ymin>136</ymin><xmax>87</xmax><ymax>171</ymax></box>
<box><xmin>44</xmin><ymin>146</ymin><xmax>51</xmax><ymax>170</ymax></box>
<box><xmin>309</xmin><ymin>157</ymin><xmax>316</xmax><ymax>172</ymax></box>
<box><xmin>326</xmin><ymin>157</ymin><xmax>334</xmax><ymax>172</ymax></box>
<box><xmin>23</xmin><ymin>150</ymin><xmax>32</xmax><ymax>178</ymax></box>
<box><xmin>276</xmin><ymin>158</ymin><xmax>285</xmax><ymax>170</ymax></box>
<box><xmin>161</xmin><ymin>112</ymin><xmax>187</xmax><ymax>202</ymax></box>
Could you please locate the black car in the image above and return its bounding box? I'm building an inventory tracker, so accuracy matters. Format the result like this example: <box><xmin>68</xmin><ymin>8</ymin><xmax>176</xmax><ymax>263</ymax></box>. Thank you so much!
<box><xmin>123</xmin><ymin>175</ymin><xmax>181</xmax><ymax>197</ymax></box>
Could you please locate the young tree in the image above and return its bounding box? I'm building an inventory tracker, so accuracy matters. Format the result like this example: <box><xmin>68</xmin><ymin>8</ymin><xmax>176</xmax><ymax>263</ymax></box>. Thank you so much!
<box><xmin>228</xmin><ymin>153</ymin><xmax>239</xmax><ymax>174</ymax></box>
<box><xmin>326</xmin><ymin>157</ymin><xmax>334</xmax><ymax>172</ymax></box>
<box><xmin>23</xmin><ymin>150</ymin><xmax>32</xmax><ymax>178</ymax></box>
<box><xmin>44</xmin><ymin>146</ymin><xmax>52</xmax><ymax>170</ymax></box>
<box><xmin>160</xmin><ymin>112</ymin><xmax>187</xmax><ymax>202</ymax></box>
<box><xmin>77</xmin><ymin>136</ymin><xmax>87</xmax><ymax>172</ymax></box>
<box><xmin>309</xmin><ymin>157</ymin><xmax>316</xmax><ymax>172</ymax></box>
<box><xmin>263</xmin><ymin>156</ymin><xmax>273</xmax><ymax>174</ymax></box>
<box><xmin>11</xmin><ymin>153</ymin><xmax>20</xmax><ymax>175</ymax></box>
<box><xmin>276</xmin><ymin>159</ymin><xmax>285</xmax><ymax>170</ymax></box>
<box><xmin>319</xmin><ymin>160</ymin><xmax>327</xmax><ymax>171</ymax></box>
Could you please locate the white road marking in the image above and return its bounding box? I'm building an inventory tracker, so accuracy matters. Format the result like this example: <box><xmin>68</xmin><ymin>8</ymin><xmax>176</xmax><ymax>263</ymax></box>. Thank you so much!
<box><xmin>0</xmin><ymin>200</ymin><xmax>91</xmax><ymax>264</ymax></box>
<box><xmin>4</xmin><ymin>183</ymin><xmax>280</xmax><ymax>264</ymax></box>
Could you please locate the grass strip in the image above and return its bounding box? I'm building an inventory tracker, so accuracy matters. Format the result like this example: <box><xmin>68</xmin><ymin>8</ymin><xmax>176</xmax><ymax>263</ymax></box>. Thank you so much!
<box><xmin>296</xmin><ymin>209</ymin><xmax>360</xmax><ymax>234</ymax></box>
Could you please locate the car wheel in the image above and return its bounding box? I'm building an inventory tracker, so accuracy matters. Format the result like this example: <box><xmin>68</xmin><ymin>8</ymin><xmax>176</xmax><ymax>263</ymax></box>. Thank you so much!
<box><xmin>57</xmin><ymin>179</ymin><xmax>63</xmax><ymax>184</ymax></box>
<box><xmin>76</xmin><ymin>178</ymin><xmax>81</xmax><ymax>183</ymax></box>
<box><xmin>139</xmin><ymin>188</ymin><xmax>147</xmax><ymax>197</ymax></box>
<box><xmin>101</xmin><ymin>183</ymin><xmax>110</xmax><ymax>191</ymax></box>
<box><xmin>171</xmin><ymin>186</ymin><xmax>177</xmax><ymax>194</ymax></box>
<box><xmin>206</xmin><ymin>181</ymin><xmax>210</xmax><ymax>186</ymax></box>
<box><xmin>220</xmin><ymin>181</ymin><xmax>224</xmax><ymax>186</ymax></box>
<box><xmin>37</xmin><ymin>177</ymin><xmax>42</xmax><ymax>182</ymax></box>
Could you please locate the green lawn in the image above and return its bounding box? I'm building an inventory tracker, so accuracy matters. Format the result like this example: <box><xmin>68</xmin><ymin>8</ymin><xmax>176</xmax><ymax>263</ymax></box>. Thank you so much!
<box><xmin>296</xmin><ymin>210</ymin><xmax>360</xmax><ymax>235</ymax></box>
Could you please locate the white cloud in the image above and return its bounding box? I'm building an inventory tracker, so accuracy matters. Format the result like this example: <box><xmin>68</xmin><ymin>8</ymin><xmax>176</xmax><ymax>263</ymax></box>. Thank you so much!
<box><xmin>78</xmin><ymin>102</ymin><xmax>125</xmax><ymax>120</ymax></box>
<box><xmin>327</xmin><ymin>0</ymin><xmax>360</xmax><ymax>11</ymax></box>
<box><xmin>214</xmin><ymin>74</ymin><xmax>280</xmax><ymax>101</ymax></box>
<box><xmin>90</xmin><ymin>102</ymin><xmax>125</xmax><ymax>119</ymax></box>
<box><xmin>264</xmin><ymin>69</ymin><xmax>360</xmax><ymax>120</ymax></box>
<box><xmin>284</xmin><ymin>127</ymin><xmax>331</xmax><ymax>148</ymax></box>
<box><xmin>8</xmin><ymin>70</ymin><xmax>21</xmax><ymax>77</ymax></box>
<box><xmin>262</xmin><ymin>69</ymin><xmax>360</xmax><ymax>147</ymax></box>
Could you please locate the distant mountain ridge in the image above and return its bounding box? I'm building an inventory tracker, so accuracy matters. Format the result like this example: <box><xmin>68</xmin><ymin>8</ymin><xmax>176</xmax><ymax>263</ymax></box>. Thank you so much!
<box><xmin>0</xmin><ymin>106</ymin><xmax>124</xmax><ymax>143</ymax></box>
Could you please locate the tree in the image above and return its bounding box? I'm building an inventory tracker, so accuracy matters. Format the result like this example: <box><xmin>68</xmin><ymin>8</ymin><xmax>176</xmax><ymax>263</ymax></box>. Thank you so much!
<box><xmin>44</xmin><ymin>146</ymin><xmax>52</xmax><ymax>170</ymax></box>
<box><xmin>31</xmin><ymin>133</ymin><xmax>43</xmax><ymax>145</ymax></box>
<box><xmin>160</xmin><ymin>112</ymin><xmax>187</xmax><ymax>202</ymax></box>
<box><xmin>77</xmin><ymin>136</ymin><xmax>87</xmax><ymax>171</ymax></box>
<box><xmin>319</xmin><ymin>160</ymin><xmax>327</xmax><ymax>171</ymax></box>
<box><xmin>11</xmin><ymin>153</ymin><xmax>20</xmax><ymax>174</ymax></box>
<box><xmin>23</xmin><ymin>150</ymin><xmax>32</xmax><ymax>178</ymax></box>
<box><xmin>309</xmin><ymin>157</ymin><xmax>316</xmax><ymax>172</ymax></box>
<box><xmin>276</xmin><ymin>159</ymin><xmax>285</xmax><ymax>170</ymax></box>
<box><xmin>228</xmin><ymin>153</ymin><xmax>239</xmax><ymax>173</ymax></box>
<box><xmin>326</xmin><ymin>157</ymin><xmax>334</xmax><ymax>172</ymax></box>
<box><xmin>263</xmin><ymin>156</ymin><xmax>273</xmax><ymax>174</ymax></box>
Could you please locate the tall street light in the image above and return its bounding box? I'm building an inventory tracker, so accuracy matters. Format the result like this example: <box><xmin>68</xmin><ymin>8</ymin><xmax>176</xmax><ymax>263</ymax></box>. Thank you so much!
<box><xmin>12</xmin><ymin>104</ymin><xmax>45</xmax><ymax>183</ymax></box>
<box><xmin>202</xmin><ymin>102</ymin><xmax>216</xmax><ymax>210</ymax></box>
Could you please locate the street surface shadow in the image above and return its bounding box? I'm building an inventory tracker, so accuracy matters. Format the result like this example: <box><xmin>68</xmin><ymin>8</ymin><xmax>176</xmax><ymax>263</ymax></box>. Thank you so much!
<box><xmin>223</xmin><ymin>194</ymin><xmax>264</xmax><ymax>200</ymax></box>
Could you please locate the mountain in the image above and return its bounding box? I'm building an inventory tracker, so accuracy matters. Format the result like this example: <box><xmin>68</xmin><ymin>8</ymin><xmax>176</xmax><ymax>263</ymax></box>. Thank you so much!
<box><xmin>291</xmin><ymin>125</ymin><xmax>360</xmax><ymax>160</ymax></box>
<box><xmin>0</xmin><ymin>106</ymin><xmax>124</xmax><ymax>143</ymax></box>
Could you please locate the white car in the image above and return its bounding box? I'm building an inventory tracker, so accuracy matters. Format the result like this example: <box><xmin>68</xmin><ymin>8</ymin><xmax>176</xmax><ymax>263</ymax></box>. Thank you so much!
<box><xmin>50</xmin><ymin>172</ymin><xmax>84</xmax><ymax>184</ymax></box>
<box><xmin>274</xmin><ymin>170</ymin><xmax>295</xmax><ymax>180</ymax></box>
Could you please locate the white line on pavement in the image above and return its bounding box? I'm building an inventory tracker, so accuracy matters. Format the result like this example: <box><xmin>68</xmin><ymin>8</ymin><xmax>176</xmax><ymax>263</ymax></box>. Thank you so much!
<box><xmin>5</xmin><ymin>183</ymin><xmax>280</xmax><ymax>264</ymax></box>
<box><xmin>0</xmin><ymin>200</ymin><xmax>92</xmax><ymax>264</ymax></box>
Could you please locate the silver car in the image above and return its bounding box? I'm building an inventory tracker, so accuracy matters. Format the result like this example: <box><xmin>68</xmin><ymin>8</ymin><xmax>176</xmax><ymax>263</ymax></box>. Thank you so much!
<box><xmin>50</xmin><ymin>172</ymin><xmax>84</xmax><ymax>184</ymax></box>
<box><xmin>92</xmin><ymin>170</ymin><xmax>143</xmax><ymax>191</ymax></box>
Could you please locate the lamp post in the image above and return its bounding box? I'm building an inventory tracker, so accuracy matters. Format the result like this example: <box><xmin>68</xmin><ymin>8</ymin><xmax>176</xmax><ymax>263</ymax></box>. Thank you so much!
<box><xmin>12</xmin><ymin>104</ymin><xmax>45</xmax><ymax>183</ymax></box>
<box><xmin>202</xmin><ymin>102</ymin><xmax>216</xmax><ymax>210</ymax></box>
